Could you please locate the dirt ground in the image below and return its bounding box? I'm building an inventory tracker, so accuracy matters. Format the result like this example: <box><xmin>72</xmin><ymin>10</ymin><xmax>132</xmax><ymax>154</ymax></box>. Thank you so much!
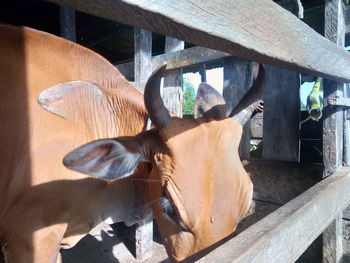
<box><xmin>61</xmin><ymin>222</ymin><xmax>169</xmax><ymax>263</ymax></box>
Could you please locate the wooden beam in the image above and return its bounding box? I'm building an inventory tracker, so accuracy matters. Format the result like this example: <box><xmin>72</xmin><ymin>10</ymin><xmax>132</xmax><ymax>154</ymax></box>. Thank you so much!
<box><xmin>344</xmin><ymin>4</ymin><xmax>350</xmax><ymax>33</ymax></box>
<box><xmin>323</xmin><ymin>1</ymin><xmax>346</xmax><ymax>262</ymax></box>
<box><xmin>323</xmin><ymin>0</ymin><xmax>345</xmax><ymax>177</ymax></box>
<box><xmin>59</xmin><ymin>6</ymin><xmax>76</xmax><ymax>42</ymax></box>
<box><xmin>197</xmin><ymin>167</ymin><xmax>350</xmax><ymax>263</ymax></box>
<box><xmin>323</xmin><ymin>214</ymin><xmax>343</xmax><ymax>263</ymax></box>
<box><xmin>262</xmin><ymin>66</ymin><xmax>301</xmax><ymax>162</ymax></box>
<box><xmin>344</xmin><ymin>84</ymin><xmax>350</xmax><ymax>166</ymax></box>
<box><xmin>133</xmin><ymin>27</ymin><xmax>153</xmax><ymax>260</ymax></box>
<box><xmin>223</xmin><ymin>56</ymin><xmax>253</xmax><ymax>158</ymax></box>
<box><xmin>115</xmin><ymin>46</ymin><xmax>229</xmax><ymax>80</ymax></box>
<box><xmin>46</xmin><ymin>0</ymin><xmax>350</xmax><ymax>82</ymax></box>
<box><xmin>134</xmin><ymin>28</ymin><xmax>152</xmax><ymax>84</ymax></box>
<box><xmin>262</xmin><ymin>0</ymin><xmax>301</xmax><ymax>163</ymax></box>
<box><xmin>328</xmin><ymin>97</ymin><xmax>350</xmax><ymax>107</ymax></box>
<box><xmin>162</xmin><ymin>37</ymin><xmax>184</xmax><ymax>116</ymax></box>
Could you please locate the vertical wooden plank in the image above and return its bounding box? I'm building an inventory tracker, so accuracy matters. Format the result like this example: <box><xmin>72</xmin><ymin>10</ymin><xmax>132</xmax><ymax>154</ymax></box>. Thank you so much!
<box><xmin>199</xmin><ymin>64</ymin><xmax>207</xmax><ymax>83</ymax></box>
<box><xmin>223</xmin><ymin>56</ymin><xmax>253</xmax><ymax>158</ymax></box>
<box><xmin>262</xmin><ymin>66</ymin><xmax>301</xmax><ymax>162</ymax></box>
<box><xmin>344</xmin><ymin>83</ymin><xmax>350</xmax><ymax>166</ymax></box>
<box><xmin>134</xmin><ymin>28</ymin><xmax>152</xmax><ymax>88</ymax></box>
<box><xmin>323</xmin><ymin>1</ymin><xmax>345</xmax><ymax>262</ymax></box>
<box><xmin>262</xmin><ymin>0</ymin><xmax>302</xmax><ymax>162</ymax></box>
<box><xmin>323</xmin><ymin>0</ymin><xmax>345</xmax><ymax>177</ymax></box>
<box><xmin>323</xmin><ymin>79</ymin><xmax>344</xmax><ymax>177</ymax></box>
<box><xmin>134</xmin><ymin>27</ymin><xmax>153</xmax><ymax>261</ymax></box>
<box><xmin>59</xmin><ymin>6</ymin><xmax>76</xmax><ymax>42</ymax></box>
<box><xmin>162</xmin><ymin>36</ymin><xmax>184</xmax><ymax>116</ymax></box>
<box><xmin>323</xmin><ymin>215</ymin><xmax>343</xmax><ymax>263</ymax></box>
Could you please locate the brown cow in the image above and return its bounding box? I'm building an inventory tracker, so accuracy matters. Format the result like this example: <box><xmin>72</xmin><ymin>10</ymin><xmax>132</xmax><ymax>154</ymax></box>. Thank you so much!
<box><xmin>64</xmin><ymin>65</ymin><xmax>265</xmax><ymax>261</ymax></box>
<box><xmin>0</xmin><ymin>24</ymin><xmax>149</xmax><ymax>263</ymax></box>
<box><xmin>0</xmin><ymin>24</ymin><xmax>263</xmax><ymax>262</ymax></box>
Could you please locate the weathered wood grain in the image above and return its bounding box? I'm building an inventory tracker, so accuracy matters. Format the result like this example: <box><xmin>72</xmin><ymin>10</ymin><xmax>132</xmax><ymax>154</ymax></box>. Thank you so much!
<box><xmin>197</xmin><ymin>167</ymin><xmax>350</xmax><ymax>263</ymax></box>
<box><xmin>115</xmin><ymin>46</ymin><xmax>229</xmax><ymax>80</ymax></box>
<box><xmin>323</xmin><ymin>215</ymin><xmax>343</xmax><ymax>263</ymax></box>
<box><xmin>262</xmin><ymin>0</ymin><xmax>301</xmax><ymax>163</ymax></box>
<box><xmin>343</xmin><ymin>84</ymin><xmax>350</xmax><ymax>166</ymax></box>
<box><xmin>134</xmin><ymin>28</ymin><xmax>152</xmax><ymax>87</ymax></box>
<box><xmin>59</xmin><ymin>6</ymin><xmax>76</xmax><ymax>42</ymax></box>
<box><xmin>162</xmin><ymin>37</ymin><xmax>184</xmax><ymax>116</ymax></box>
<box><xmin>345</xmin><ymin>4</ymin><xmax>350</xmax><ymax>34</ymax></box>
<box><xmin>223</xmin><ymin>56</ymin><xmax>253</xmax><ymax>158</ymax></box>
<box><xmin>328</xmin><ymin>97</ymin><xmax>350</xmax><ymax>107</ymax></box>
<box><xmin>323</xmin><ymin>1</ymin><xmax>346</xmax><ymax>261</ymax></box>
<box><xmin>46</xmin><ymin>0</ymin><xmax>350</xmax><ymax>82</ymax></box>
<box><xmin>153</xmin><ymin>46</ymin><xmax>228</xmax><ymax>70</ymax></box>
<box><xmin>133</xmin><ymin>27</ymin><xmax>153</xmax><ymax>260</ymax></box>
<box><xmin>343</xmin><ymin>220</ymin><xmax>350</xmax><ymax>256</ymax></box>
<box><xmin>323</xmin><ymin>0</ymin><xmax>345</xmax><ymax>178</ymax></box>
<box><xmin>262</xmin><ymin>65</ymin><xmax>301</xmax><ymax>162</ymax></box>
<box><xmin>323</xmin><ymin>80</ymin><xmax>344</xmax><ymax>178</ymax></box>
<box><xmin>343</xmin><ymin>83</ymin><xmax>350</xmax><ymax>169</ymax></box>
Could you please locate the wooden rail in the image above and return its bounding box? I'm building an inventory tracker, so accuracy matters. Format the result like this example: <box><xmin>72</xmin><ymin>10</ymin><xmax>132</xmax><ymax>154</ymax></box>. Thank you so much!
<box><xmin>115</xmin><ymin>46</ymin><xmax>229</xmax><ymax>80</ymax></box>
<box><xmin>198</xmin><ymin>167</ymin><xmax>350</xmax><ymax>263</ymax></box>
<box><xmin>46</xmin><ymin>0</ymin><xmax>350</xmax><ymax>82</ymax></box>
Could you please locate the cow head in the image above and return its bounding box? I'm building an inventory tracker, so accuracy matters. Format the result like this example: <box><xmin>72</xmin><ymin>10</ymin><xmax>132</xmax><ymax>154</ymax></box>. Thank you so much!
<box><xmin>63</xmin><ymin>64</ymin><xmax>264</xmax><ymax>262</ymax></box>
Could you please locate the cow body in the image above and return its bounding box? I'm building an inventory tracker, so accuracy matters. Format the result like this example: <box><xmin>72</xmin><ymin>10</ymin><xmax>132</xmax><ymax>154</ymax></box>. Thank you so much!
<box><xmin>0</xmin><ymin>24</ymin><xmax>260</xmax><ymax>263</ymax></box>
<box><xmin>0</xmin><ymin>25</ymin><xmax>149</xmax><ymax>262</ymax></box>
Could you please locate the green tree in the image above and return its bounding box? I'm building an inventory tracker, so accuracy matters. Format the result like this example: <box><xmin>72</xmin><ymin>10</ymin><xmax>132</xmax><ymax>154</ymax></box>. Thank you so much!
<box><xmin>182</xmin><ymin>76</ymin><xmax>196</xmax><ymax>115</ymax></box>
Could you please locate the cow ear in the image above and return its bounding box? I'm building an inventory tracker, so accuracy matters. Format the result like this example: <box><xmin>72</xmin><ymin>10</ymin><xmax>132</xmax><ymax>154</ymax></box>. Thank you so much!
<box><xmin>194</xmin><ymin>83</ymin><xmax>227</xmax><ymax>120</ymax></box>
<box><xmin>38</xmin><ymin>80</ymin><xmax>106</xmax><ymax>122</ymax></box>
<box><xmin>63</xmin><ymin>137</ymin><xmax>145</xmax><ymax>179</ymax></box>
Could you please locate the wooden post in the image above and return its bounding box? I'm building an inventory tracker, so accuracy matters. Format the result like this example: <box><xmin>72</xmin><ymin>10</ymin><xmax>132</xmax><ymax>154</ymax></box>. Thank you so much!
<box><xmin>344</xmin><ymin>83</ymin><xmax>350</xmax><ymax>166</ymax></box>
<box><xmin>223</xmin><ymin>56</ymin><xmax>253</xmax><ymax>158</ymax></box>
<box><xmin>134</xmin><ymin>27</ymin><xmax>153</xmax><ymax>261</ymax></box>
<box><xmin>162</xmin><ymin>36</ymin><xmax>184</xmax><ymax>116</ymax></box>
<box><xmin>323</xmin><ymin>1</ymin><xmax>346</xmax><ymax>262</ymax></box>
<box><xmin>323</xmin><ymin>214</ymin><xmax>343</xmax><ymax>263</ymax></box>
<box><xmin>199</xmin><ymin>64</ymin><xmax>207</xmax><ymax>83</ymax></box>
<box><xmin>262</xmin><ymin>66</ymin><xmax>301</xmax><ymax>162</ymax></box>
<box><xmin>134</xmin><ymin>28</ymin><xmax>152</xmax><ymax>91</ymax></box>
<box><xmin>262</xmin><ymin>0</ymin><xmax>302</xmax><ymax>162</ymax></box>
<box><xmin>323</xmin><ymin>0</ymin><xmax>346</xmax><ymax>176</ymax></box>
<box><xmin>59</xmin><ymin>6</ymin><xmax>76</xmax><ymax>42</ymax></box>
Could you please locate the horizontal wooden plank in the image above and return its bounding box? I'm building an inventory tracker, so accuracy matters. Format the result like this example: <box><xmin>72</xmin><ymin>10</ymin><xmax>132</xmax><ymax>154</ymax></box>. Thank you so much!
<box><xmin>46</xmin><ymin>0</ymin><xmax>350</xmax><ymax>82</ymax></box>
<box><xmin>328</xmin><ymin>97</ymin><xmax>350</xmax><ymax>107</ymax></box>
<box><xmin>198</xmin><ymin>167</ymin><xmax>350</xmax><ymax>263</ymax></box>
<box><xmin>115</xmin><ymin>46</ymin><xmax>229</xmax><ymax>79</ymax></box>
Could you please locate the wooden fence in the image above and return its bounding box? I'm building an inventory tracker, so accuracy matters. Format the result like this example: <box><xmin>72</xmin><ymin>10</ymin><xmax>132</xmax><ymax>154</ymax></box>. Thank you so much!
<box><xmin>198</xmin><ymin>167</ymin><xmax>350</xmax><ymax>263</ymax></box>
<box><xmin>53</xmin><ymin>0</ymin><xmax>350</xmax><ymax>262</ymax></box>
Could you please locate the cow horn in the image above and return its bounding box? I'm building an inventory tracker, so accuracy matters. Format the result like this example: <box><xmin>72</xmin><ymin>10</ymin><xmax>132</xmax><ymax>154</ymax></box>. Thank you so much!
<box><xmin>144</xmin><ymin>65</ymin><xmax>172</xmax><ymax>128</ymax></box>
